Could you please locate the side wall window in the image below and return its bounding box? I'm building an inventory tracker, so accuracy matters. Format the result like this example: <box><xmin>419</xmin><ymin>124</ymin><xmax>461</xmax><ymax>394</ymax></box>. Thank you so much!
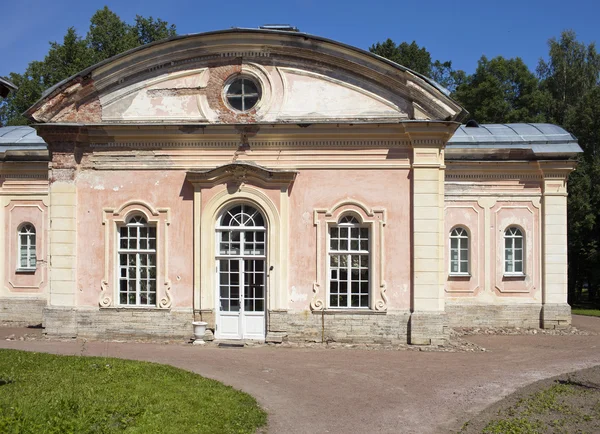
<box><xmin>329</xmin><ymin>215</ymin><xmax>369</xmax><ymax>308</ymax></box>
<box><xmin>504</xmin><ymin>226</ymin><xmax>524</xmax><ymax>275</ymax></box>
<box><xmin>449</xmin><ymin>227</ymin><xmax>469</xmax><ymax>275</ymax></box>
<box><xmin>118</xmin><ymin>215</ymin><xmax>157</xmax><ymax>305</ymax></box>
<box><xmin>17</xmin><ymin>223</ymin><xmax>36</xmax><ymax>270</ymax></box>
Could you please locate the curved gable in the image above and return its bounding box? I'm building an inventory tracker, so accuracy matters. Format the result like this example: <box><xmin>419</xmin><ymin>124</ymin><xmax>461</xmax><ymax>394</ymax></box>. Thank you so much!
<box><xmin>26</xmin><ymin>29</ymin><xmax>467</xmax><ymax>124</ymax></box>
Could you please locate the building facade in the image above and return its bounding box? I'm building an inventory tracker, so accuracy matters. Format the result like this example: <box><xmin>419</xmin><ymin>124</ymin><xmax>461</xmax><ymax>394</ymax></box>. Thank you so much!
<box><xmin>0</xmin><ymin>29</ymin><xmax>581</xmax><ymax>344</ymax></box>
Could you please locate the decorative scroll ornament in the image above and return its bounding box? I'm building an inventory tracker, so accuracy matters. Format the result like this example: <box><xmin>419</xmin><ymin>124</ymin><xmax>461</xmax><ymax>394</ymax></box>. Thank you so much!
<box><xmin>374</xmin><ymin>282</ymin><xmax>388</xmax><ymax>311</ymax></box>
<box><xmin>99</xmin><ymin>280</ymin><xmax>112</xmax><ymax>307</ymax></box>
<box><xmin>310</xmin><ymin>283</ymin><xmax>324</xmax><ymax>311</ymax></box>
<box><xmin>159</xmin><ymin>281</ymin><xmax>173</xmax><ymax>308</ymax></box>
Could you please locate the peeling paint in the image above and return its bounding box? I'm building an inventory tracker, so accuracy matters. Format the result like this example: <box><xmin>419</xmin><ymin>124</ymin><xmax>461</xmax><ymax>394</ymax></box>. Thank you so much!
<box><xmin>290</xmin><ymin>286</ymin><xmax>308</xmax><ymax>302</ymax></box>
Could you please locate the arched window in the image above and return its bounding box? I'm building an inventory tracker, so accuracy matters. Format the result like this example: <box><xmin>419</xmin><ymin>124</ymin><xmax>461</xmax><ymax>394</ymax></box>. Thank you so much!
<box><xmin>118</xmin><ymin>215</ymin><xmax>157</xmax><ymax>305</ymax></box>
<box><xmin>329</xmin><ymin>215</ymin><xmax>369</xmax><ymax>308</ymax></box>
<box><xmin>504</xmin><ymin>226</ymin><xmax>524</xmax><ymax>275</ymax></box>
<box><xmin>18</xmin><ymin>223</ymin><xmax>36</xmax><ymax>270</ymax></box>
<box><xmin>449</xmin><ymin>227</ymin><xmax>469</xmax><ymax>275</ymax></box>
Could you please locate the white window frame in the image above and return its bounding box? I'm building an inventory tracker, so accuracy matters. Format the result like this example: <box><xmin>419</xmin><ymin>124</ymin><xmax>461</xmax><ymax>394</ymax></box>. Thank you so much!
<box><xmin>504</xmin><ymin>226</ymin><xmax>525</xmax><ymax>276</ymax></box>
<box><xmin>449</xmin><ymin>226</ymin><xmax>470</xmax><ymax>276</ymax></box>
<box><xmin>223</xmin><ymin>76</ymin><xmax>262</xmax><ymax>112</ymax></box>
<box><xmin>17</xmin><ymin>223</ymin><xmax>36</xmax><ymax>271</ymax></box>
<box><xmin>117</xmin><ymin>215</ymin><xmax>157</xmax><ymax>306</ymax></box>
<box><xmin>328</xmin><ymin>215</ymin><xmax>370</xmax><ymax>309</ymax></box>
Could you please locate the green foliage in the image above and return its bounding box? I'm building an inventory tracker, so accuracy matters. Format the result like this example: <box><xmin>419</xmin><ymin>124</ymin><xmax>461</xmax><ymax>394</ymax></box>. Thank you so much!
<box><xmin>0</xmin><ymin>349</ymin><xmax>266</xmax><ymax>433</ymax></box>
<box><xmin>482</xmin><ymin>418</ymin><xmax>543</xmax><ymax>434</ymax></box>
<box><xmin>369</xmin><ymin>39</ymin><xmax>431</xmax><ymax>77</ymax></box>
<box><xmin>369</xmin><ymin>39</ymin><xmax>466</xmax><ymax>93</ymax></box>
<box><xmin>453</xmin><ymin>55</ymin><xmax>546</xmax><ymax>123</ymax></box>
<box><xmin>538</xmin><ymin>30</ymin><xmax>600</xmax><ymax>125</ymax></box>
<box><xmin>571</xmin><ymin>308</ymin><xmax>600</xmax><ymax>317</ymax></box>
<box><xmin>0</xmin><ymin>7</ymin><xmax>177</xmax><ymax>127</ymax></box>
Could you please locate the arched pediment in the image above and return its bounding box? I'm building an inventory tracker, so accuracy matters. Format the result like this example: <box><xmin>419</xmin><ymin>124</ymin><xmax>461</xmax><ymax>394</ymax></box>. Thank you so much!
<box><xmin>187</xmin><ymin>161</ymin><xmax>297</xmax><ymax>188</ymax></box>
<box><xmin>26</xmin><ymin>29</ymin><xmax>467</xmax><ymax>124</ymax></box>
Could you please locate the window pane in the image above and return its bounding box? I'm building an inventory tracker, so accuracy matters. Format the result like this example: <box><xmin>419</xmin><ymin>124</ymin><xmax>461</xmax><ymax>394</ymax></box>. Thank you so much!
<box><xmin>515</xmin><ymin>249</ymin><xmax>522</xmax><ymax>261</ymax></box>
<box><xmin>460</xmin><ymin>262</ymin><xmax>468</xmax><ymax>273</ymax></box>
<box><xmin>515</xmin><ymin>238</ymin><xmax>523</xmax><ymax>249</ymax></box>
<box><xmin>515</xmin><ymin>261</ymin><xmax>523</xmax><ymax>273</ymax></box>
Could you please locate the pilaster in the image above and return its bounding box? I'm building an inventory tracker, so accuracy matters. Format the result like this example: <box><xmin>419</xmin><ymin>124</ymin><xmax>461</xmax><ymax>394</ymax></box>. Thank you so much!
<box><xmin>38</xmin><ymin>127</ymin><xmax>84</xmax><ymax>308</ymax></box>
<box><xmin>407</xmin><ymin>123</ymin><xmax>458</xmax><ymax>344</ymax></box>
<box><xmin>49</xmin><ymin>161</ymin><xmax>77</xmax><ymax>307</ymax></box>
<box><xmin>539</xmin><ymin>161</ymin><xmax>576</xmax><ymax>329</ymax></box>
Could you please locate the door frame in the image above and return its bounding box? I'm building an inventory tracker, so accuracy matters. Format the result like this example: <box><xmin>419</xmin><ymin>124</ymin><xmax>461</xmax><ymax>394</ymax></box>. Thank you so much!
<box><xmin>214</xmin><ymin>203</ymin><xmax>267</xmax><ymax>340</ymax></box>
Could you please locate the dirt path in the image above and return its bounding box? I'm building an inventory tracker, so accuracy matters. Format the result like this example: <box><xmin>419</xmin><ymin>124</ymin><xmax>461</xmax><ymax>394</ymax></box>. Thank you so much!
<box><xmin>1</xmin><ymin>315</ymin><xmax>599</xmax><ymax>434</ymax></box>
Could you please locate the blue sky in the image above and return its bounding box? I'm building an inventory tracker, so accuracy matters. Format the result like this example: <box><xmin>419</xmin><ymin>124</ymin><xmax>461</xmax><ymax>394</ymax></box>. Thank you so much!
<box><xmin>0</xmin><ymin>0</ymin><xmax>597</xmax><ymax>79</ymax></box>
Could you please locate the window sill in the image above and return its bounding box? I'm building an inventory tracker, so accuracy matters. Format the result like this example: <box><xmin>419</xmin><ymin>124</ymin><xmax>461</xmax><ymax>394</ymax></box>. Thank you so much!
<box><xmin>16</xmin><ymin>268</ymin><xmax>36</xmax><ymax>274</ymax></box>
<box><xmin>449</xmin><ymin>273</ymin><xmax>471</xmax><ymax>277</ymax></box>
<box><xmin>313</xmin><ymin>309</ymin><xmax>386</xmax><ymax>315</ymax></box>
<box><xmin>101</xmin><ymin>306</ymin><xmax>168</xmax><ymax>312</ymax></box>
<box><xmin>503</xmin><ymin>273</ymin><xmax>526</xmax><ymax>280</ymax></box>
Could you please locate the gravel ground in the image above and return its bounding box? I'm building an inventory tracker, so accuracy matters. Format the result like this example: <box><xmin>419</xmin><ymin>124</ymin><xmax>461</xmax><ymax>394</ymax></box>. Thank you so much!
<box><xmin>0</xmin><ymin>316</ymin><xmax>599</xmax><ymax>433</ymax></box>
<box><xmin>460</xmin><ymin>365</ymin><xmax>600</xmax><ymax>433</ymax></box>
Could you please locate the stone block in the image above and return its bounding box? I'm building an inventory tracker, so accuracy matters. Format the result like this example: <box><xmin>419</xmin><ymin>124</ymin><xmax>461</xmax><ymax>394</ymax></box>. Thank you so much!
<box><xmin>541</xmin><ymin>303</ymin><xmax>571</xmax><ymax>329</ymax></box>
<box><xmin>409</xmin><ymin>311</ymin><xmax>448</xmax><ymax>345</ymax></box>
<box><xmin>0</xmin><ymin>298</ymin><xmax>47</xmax><ymax>325</ymax></box>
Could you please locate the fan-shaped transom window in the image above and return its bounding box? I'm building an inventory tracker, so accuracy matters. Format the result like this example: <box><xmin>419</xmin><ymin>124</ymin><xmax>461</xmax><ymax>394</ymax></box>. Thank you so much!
<box><xmin>217</xmin><ymin>204</ymin><xmax>266</xmax><ymax>257</ymax></box>
<box><xmin>219</xmin><ymin>204</ymin><xmax>265</xmax><ymax>229</ymax></box>
<box><xmin>118</xmin><ymin>215</ymin><xmax>157</xmax><ymax>306</ymax></box>
<box><xmin>504</xmin><ymin>226</ymin><xmax>524</xmax><ymax>275</ymax></box>
<box><xmin>338</xmin><ymin>215</ymin><xmax>360</xmax><ymax>225</ymax></box>
<box><xmin>449</xmin><ymin>227</ymin><xmax>469</xmax><ymax>275</ymax></box>
<box><xmin>18</xmin><ymin>223</ymin><xmax>36</xmax><ymax>270</ymax></box>
<box><xmin>329</xmin><ymin>215</ymin><xmax>369</xmax><ymax>308</ymax></box>
<box><xmin>224</xmin><ymin>76</ymin><xmax>261</xmax><ymax>112</ymax></box>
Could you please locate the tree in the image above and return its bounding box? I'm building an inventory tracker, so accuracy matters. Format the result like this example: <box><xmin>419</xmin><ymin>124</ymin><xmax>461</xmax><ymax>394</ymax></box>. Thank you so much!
<box><xmin>369</xmin><ymin>38</ymin><xmax>466</xmax><ymax>93</ymax></box>
<box><xmin>0</xmin><ymin>7</ymin><xmax>177</xmax><ymax>126</ymax></box>
<box><xmin>43</xmin><ymin>28</ymin><xmax>94</xmax><ymax>88</ymax></box>
<box><xmin>431</xmin><ymin>60</ymin><xmax>467</xmax><ymax>94</ymax></box>
<box><xmin>87</xmin><ymin>6</ymin><xmax>139</xmax><ymax>62</ymax></box>
<box><xmin>134</xmin><ymin>15</ymin><xmax>177</xmax><ymax>46</ymax></box>
<box><xmin>538</xmin><ymin>30</ymin><xmax>600</xmax><ymax>125</ymax></box>
<box><xmin>453</xmin><ymin>55</ymin><xmax>545</xmax><ymax>124</ymax></box>
<box><xmin>370</xmin><ymin>39</ymin><xmax>433</xmax><ymax>77</ymax></box>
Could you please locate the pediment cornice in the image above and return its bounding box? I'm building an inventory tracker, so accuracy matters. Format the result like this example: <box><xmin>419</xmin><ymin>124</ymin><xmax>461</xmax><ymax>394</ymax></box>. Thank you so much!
<box><xmin>186</xmin><ymin>161</ymin><xmax>297</xmax><ymax>188</ymax></box>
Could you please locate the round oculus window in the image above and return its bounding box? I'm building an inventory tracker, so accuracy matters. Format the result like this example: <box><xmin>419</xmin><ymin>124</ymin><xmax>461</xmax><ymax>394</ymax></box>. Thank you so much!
<box><xmin>225</xmin><ymin>77</ymin><xmax>261</xmax><ymax>112</ymax></box>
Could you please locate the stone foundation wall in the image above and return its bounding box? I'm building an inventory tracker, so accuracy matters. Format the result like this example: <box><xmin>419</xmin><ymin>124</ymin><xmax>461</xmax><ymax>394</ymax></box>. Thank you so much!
<box><xmin>541</xmin><ymin>303</ymin><xmax>571</xmax><ymax>329</ymax></box>
<box><xmin>268</xmin><ymin>310</ymin><xmax>411</xmax><ymax>344</ymax></box>
<box><xmin>445</xmin><ymin>303</ymin><xmax>542</xmax><ymax>328</ymax></box>
<box><xmin>43</xmin><ymin>307</ymin><xmax>194</xmax><ymax>339</ymax></box>
<box><xmin>0</xmin><ymin>298</ymin><xmax>47</xmax><ymax>325</ymax></box>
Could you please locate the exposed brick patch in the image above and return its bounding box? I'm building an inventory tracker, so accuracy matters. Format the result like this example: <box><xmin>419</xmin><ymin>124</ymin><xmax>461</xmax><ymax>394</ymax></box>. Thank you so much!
<box><xmin>29</xmin><ymin>78</ymin><xmax>101</xmax><ymax>123</ymax></box>
<box><xmin>204</xmin><ymin>60</ymin><xmax>259</xmax><ymax>124</ymax></box>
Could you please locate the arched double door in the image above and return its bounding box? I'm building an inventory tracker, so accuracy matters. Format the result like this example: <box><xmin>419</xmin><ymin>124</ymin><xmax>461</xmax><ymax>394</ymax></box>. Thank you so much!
<box><xmin>215</xmin><ymin>204</ymin><xmax>266</xmax><ymax>340</ymax></box>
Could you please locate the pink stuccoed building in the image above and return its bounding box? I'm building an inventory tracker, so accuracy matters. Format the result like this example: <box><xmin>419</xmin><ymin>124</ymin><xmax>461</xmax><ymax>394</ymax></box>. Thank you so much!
<box><xmin>0</xmin><ymin>28</ymin><xmax>581</xmax><ymax>345</ymax></box>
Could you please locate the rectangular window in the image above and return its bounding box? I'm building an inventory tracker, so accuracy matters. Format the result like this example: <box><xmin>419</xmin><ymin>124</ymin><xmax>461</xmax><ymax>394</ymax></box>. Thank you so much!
<box><xmin>329</xmin><ymin>217</ymin><xmax>369</xmax><ymax>308</ymax></box>
<box><xmin>118</xmin><ymin>217</ymin><xmax>157</xmax><ymax>306</ymax></box>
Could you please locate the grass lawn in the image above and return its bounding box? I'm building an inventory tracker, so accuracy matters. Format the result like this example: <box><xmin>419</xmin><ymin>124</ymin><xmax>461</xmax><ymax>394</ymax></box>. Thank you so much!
<box><xmin>571</xmin><ymin>308</ymin><xmax>600</xmax><ymax>317</ymax></box>
<box><xmin>0</xmin><ymin>349</ymin><xmax>266</xmax><ymax>434</ymax></box>
<box><xmin>460</xmin><ymin>366</ymin><xmax>600</xmax><ymax>434</ymax></box>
